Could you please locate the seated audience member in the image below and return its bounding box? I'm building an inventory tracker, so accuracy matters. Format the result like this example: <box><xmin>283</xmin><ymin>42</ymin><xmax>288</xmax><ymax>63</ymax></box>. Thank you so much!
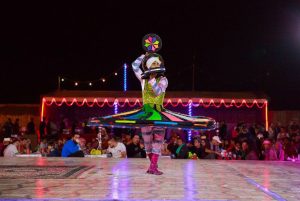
<box><xmin>0</xmin><ymin>137</ymin><xmax>5</xmax><ymax>156</ymax></box>
<box><xmin>273</xmin><ymin>141</ymin><xmax>285</xmax><ymax>161</ymax></box>
<box><xmin>91</xmin><ymin>138</ymin><xmax>99</xmax><ymax>149</ymax></box>
<box><xmin>126</xmin><ymin>134</ymin><xmax>146</xmax><ymax>158</ymax></box>
<box><xmin>241</xmin><ymin>141</ymin><xmax>258</xmax><ymax>160</ymax></box>
<box><xmin>61</xmin><ymin>134</ymin><xmax>84</xmax><ymax>157</ymax></box>
<box><xmin>262</xmin><ymin>140</ymin><xmax>281</xmax><ymax>160</ymax></box>
<box><xmin>167</xmin><ymin>135</ymin><xmax>178</xmax><ymax>157</ymax></box>
<box><xmin>4</xmin><ymin>138</ymin><xmax>19</xmax><ymax>157</ymax></box>
<box><xmin>107</xmin><ymin>136</ymin><xmax>127</xmax><ymax>158</ymax></box>
<box><xmin>19</xmin><ymin>138</ymin><xmax>32</xmax><ymax>154</ymax></box>
<box><xmin>231</xmin><ymin>141</ymin><xmax>243</xmax><ymax>160</ymax></box>
<box><xmin>190</xmin><ymin>138</ymin><xmax>205</xmax><ymax>159</ymax></box>
<box><xmin>175</xmin><ymin>137</ymin><xmax>189</xmax><ymax>159</ymax></box>
<box><xmin>123</xmin><ymin>133</ymin><xmax>132</xmax><ymax>146</ymax></box>
<box><xmin>204</xmin><ymin>136</ymin><xmax>222</xmax><ymax>159</ymax></box>
<box><xmin>47</xmin><ymin>141</ymin><xmax>60</xmax><ymax>157</ymax></box>
<box><xmin>277</xmin><ymin>127</ymin><xmax>289</xmax><ymax>140</ymax></box>
<box><xmin>282</xmin><ymin>137</ymin><xmax>298</xmax><ymax>159</ymax></box>
<box><xmin>101</xmin><ymin>129</ymin><xmax>110</xmax><ymax>150</ymax></box>
<box><xmin>161</xmin><ymin>141</ymin><xmax>170</xmax><ymax>156</ymax></box>
<box><xmin>39</xmin><ymin>138</ymin><xmax>48</xmax><ymax>155</ymax></box>
<box><xmin>78</xmin><ymin>137</ymin><xmax>88</xmax><ymax>154</ymax></box>
<box><xmin>57</xmin><ymin>139</ymin><xmax>64</xmax><ymax>154</ymax></box>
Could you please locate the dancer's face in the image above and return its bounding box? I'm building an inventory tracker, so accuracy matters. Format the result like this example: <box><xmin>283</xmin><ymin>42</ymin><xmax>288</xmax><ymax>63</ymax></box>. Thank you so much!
<box><xmin>150</xmin><ymin>61</ymin><xmax>160</xmax><ymax>69</ymax></box>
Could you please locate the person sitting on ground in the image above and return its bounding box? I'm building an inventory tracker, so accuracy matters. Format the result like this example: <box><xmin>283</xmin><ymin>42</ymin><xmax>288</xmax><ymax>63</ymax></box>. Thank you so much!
<box><xmin>190</xmin><ymin>138</ymin><xmax>205</xmax><ymax>159</ymax></box>
<box><xmin>0</xmin><ymin>137</ymin><xmax>5</xmax><ymax>156</ymax></box>
<box><xmin>126</xmin><ymin>134</ymin><xmax>146</xmax><ymax>158</ymax></box>
<box><xmin>277</xmin><ymin>127</ymin><xmax>289</xmax><ymax>141</ymax></box>
<box><xmin>241</xmin><ymin>141</ymin><xmax>258</xmax><ymax>160</ymax></box>
<box><xmin>174</xmin><ymin>137</ymin><xmax>189</xmax><ymax>159</ymax></box>
<box><xmin>101</xmin><ymin>128</ymin><xmax>110</xmax><ymax>150</ymax></box>
<box><xmin>262</xmin><ymin>140</ymin><xmax>277</xmax><ymax>160</ymax></box>
<box><xmin>231</xmin><ymin>141</ymin><xmax>243</xmax><ymax>160</ymax></box>
<box><xmin>122</xmin><ymin>133</ymin><xmax>132</xmax><ymax>146</ymax></box>
<box><xmin>167</xmin><ymin>135</ymin><xmax>178</xmax><ymax>157</ymax></box>
<box><xmin>39</xmin><ymin>138</ymin><xmax>48</xmax><ymax>155</ymax></box>
<box><xmin>107</xmin><ymin>136</ymin><xmax>127</xmax><ymax>158</ymax></box>
<box><xmin>61</xmin><ymin>134</ymin><xmax>84</xmax><ymax>157</ymax></box>
<box><xmin>273</xmin><ymin>141</ymin><xmax>285</xmax><ymax>161</ymax></box>
<box><xmin>204</xmin><ymin>136</ymin><xmax>222</xmax><ymax>159</ymax></box>
<box><xmin>282</xmin><ymin>137</ymin><xmax>298</xmax><ymax>160</ymax></box>
<box><xmin>19</xmin><ymin>138</ymin><xmax>31</xmax><ymax>154</ymax></box>
<box><xmin>78</xmin><ymin>137</ymin><xmax>88</xmax><ymax>154</ymax></box>
<box><xmin>3</xmin><ymin>138</ymin><xmax>19</xmax><ymax>157</ymax></box>
<box><xmin>47</xmin><ymin>141</ymin><xmax>60</xmax><ymax>157</ymax></box>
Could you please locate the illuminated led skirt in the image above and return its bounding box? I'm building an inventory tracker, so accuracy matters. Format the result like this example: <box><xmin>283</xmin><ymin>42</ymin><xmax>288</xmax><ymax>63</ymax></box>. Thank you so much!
<box><xmin>88</xmin><ymin>105</ymin><xmax>216</xmax><ymax>131</ymax></box>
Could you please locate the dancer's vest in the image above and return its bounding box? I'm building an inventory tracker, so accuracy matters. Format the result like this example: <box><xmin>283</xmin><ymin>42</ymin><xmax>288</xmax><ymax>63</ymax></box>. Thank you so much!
<box><xmin>142</xmin><ymin>77</ymin><xmax>165</xmax><ymax>111</ymax></box>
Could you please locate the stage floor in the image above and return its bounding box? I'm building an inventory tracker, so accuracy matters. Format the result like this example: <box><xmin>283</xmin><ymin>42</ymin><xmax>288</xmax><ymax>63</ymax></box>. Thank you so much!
<box><xmin>0</xmin><ymin>157</ymin><xmax>299</xmax><ymax>201</ymax></box>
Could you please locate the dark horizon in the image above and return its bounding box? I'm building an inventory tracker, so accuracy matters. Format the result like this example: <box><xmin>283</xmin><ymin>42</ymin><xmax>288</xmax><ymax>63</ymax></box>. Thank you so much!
<box><xmin>1</xmin><ymin>1</ymin><xmax>300</xmax><ymax>110</ymax></box>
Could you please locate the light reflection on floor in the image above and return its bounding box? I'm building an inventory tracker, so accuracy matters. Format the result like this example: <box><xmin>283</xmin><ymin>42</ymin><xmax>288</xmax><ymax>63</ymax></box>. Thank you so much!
<box><xmin>0</xmin><ymin>157</ymin><xmax>299</xmax><ymax>201</ymax></box>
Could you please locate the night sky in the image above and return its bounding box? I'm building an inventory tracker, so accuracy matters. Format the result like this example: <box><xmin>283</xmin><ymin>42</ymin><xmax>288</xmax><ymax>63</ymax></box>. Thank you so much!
<box><xmin>1</xmin><ymin>1</ymin><xmax>300</xmax><ymax>109</ymax></box>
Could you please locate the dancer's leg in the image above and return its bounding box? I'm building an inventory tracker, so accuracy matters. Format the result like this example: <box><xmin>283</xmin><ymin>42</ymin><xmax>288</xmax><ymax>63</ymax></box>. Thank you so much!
<box><xmin>150</xmin><ymin>127</ymin><xmax>165</xmax><ymax>175</ymax></box>
<box><xmin>141</xmin><ymin>127</ymin><xmax>153</xmax><ymax>173</ymax></box>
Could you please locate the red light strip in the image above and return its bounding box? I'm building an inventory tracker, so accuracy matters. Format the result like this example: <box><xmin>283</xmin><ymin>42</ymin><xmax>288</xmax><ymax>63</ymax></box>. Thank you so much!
<box><xmin>265</xmin><ymin>101</ymin><xmax>269</xmax><ymax>131</ymax></box>
<box><xmin>42</xmin><ymin>97</ymin><xmax>267</xmax><ymax>108</ymax></box>
<box><xmin>40</xmin><ymin>98</ymin><xmax>45</xmax><ymax>122</ymax></box>
<box><xmin>41</xmin><ymin>97</ymin><xmax>269</xmax><ymax>131</ymax></box>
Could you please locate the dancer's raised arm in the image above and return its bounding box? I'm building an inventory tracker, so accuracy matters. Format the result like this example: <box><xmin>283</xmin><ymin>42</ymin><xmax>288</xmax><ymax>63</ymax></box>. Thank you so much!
<box><xmin>131</xmin><ymin>54</ymin><xmax>145</xmax><ymax>82</ymax></box>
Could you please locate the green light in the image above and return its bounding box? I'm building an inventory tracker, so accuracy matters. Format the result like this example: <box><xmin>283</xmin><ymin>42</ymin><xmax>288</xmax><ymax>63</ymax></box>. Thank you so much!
<box><xmin>115</xmin><ymin>120</ymin><xmax>136</xmax><ymax>124</ymax></box>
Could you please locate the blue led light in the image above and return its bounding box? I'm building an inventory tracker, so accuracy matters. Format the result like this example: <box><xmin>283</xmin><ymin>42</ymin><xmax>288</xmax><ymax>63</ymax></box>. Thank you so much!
<box><xmin>123</xmin><ymin>63</ymin><xmax>127</xmax><ymax>91</ymax></box>
<box><xmin>154</xmin><ymin>121</ymin><xmax>178</xmax><ymax>126</ymax></box>
<box><xmin>188</xmin><ymin>101</ymin><xmax>192</xmax><ymax>142</ymax></box>
<box><xmin>114</xmin><ymin>101</ymin><xmax>118</xmax><ymax>114</ymax></box>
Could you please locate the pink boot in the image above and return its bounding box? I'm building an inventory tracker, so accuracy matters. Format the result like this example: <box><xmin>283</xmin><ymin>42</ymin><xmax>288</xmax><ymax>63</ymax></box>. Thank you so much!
<box><xmin>149</xmin><ymin>154</ymin><xmax>163</xmax><ymax>175</ymax></box>
<box><xmin>146</xmin><ymin>153</ymin><xmax>153</xmax><ymax>174</ymax></box>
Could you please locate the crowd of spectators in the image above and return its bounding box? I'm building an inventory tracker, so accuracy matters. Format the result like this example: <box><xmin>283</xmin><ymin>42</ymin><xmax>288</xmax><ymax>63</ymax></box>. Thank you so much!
<box><xmin>1</xmin><ymin>117</ymin><xmax>299</xmax><ymax>161</ymax></box>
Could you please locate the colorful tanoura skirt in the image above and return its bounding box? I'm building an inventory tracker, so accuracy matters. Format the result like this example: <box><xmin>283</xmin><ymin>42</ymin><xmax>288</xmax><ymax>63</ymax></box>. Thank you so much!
<box><xmin>88</xmin><ymin>104</ymin><xmax>216</xmax><ymax>131</ymax></box>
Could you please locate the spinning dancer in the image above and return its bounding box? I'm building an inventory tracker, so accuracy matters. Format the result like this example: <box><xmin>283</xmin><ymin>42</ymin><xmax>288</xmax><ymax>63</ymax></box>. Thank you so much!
<box><xmin>131</xmin><ymin>51</ymin><xmax>167</xmax><ymax>175</ymax></box>
<box><xmin>88</xmin><ymin>34</ymin><xmax>216</xmax><ymax>175</ymax></box>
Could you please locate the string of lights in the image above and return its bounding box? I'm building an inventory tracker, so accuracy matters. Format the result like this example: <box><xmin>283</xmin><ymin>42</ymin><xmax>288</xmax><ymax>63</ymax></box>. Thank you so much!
<box><xmin>58</xmin><ymin>63</ymin><xmax>126</xmax><ymax>88</ymax></box>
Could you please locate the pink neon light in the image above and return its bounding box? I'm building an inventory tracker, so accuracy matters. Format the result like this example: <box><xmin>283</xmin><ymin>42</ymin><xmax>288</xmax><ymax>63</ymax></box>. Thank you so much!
<box><xmin>42</xmin><ymin>97</ymin><xmax>267</xmax><ymax>109</ymax></box>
